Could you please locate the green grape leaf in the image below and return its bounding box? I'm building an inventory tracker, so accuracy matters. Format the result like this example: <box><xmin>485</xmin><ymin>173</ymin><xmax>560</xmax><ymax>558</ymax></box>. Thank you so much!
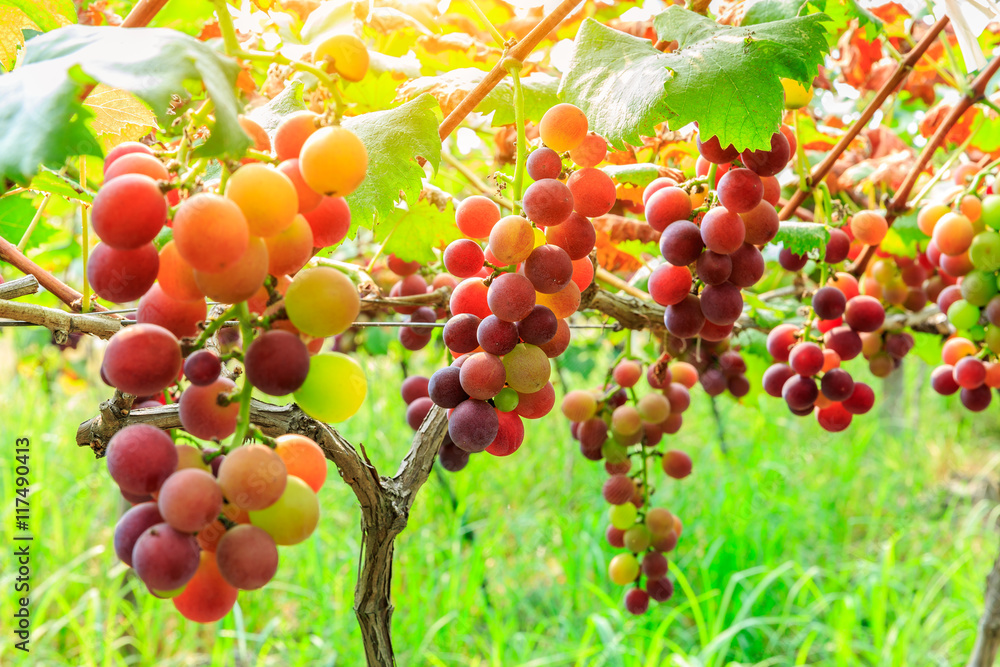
<box><xmin>879</xmin><ymin>210</ymin><xmax>923</xmax><ymax>258</ymax></box>
<box><xmin>148</xmin><ymin>0</ymin><xmax>215</xmax><ymax>35</ymax></box>
<box><xmin>0</xmin><ymin>193</ymin><xmax>37</xmax><ymax>242</ymax></box>
<box><xmin>478</xmin><ymin>72</ymin><xmax>559</xmax><ymax>126</ymax></box>
<box><xmin>561</xmin><ymin>9</ymin><xmax>828</xmax><ymax>152</ymax></box>
<box><xmin>373</xmin><ymin>193</ymin><xmax>462</xmax><ymax>264</ymax></box>
<box><xmin>653</xmin><ymin>7</ymin><xmax>828</xmax><ymax>150</ymax></box>
<box><xmin>910</xmin><ymin>332</ymin><xmax>943</xmax><ymax>367</ymax></box>
<box><xmin>559</xmin><ymin>20</ymin><xmax>672</xmax><ymax>151</ymax></box>
<box><xmin>248</xmin><ymin>80</ymin><xmax>309</xmax><ymax>133</ymax></box>
<box><xmin>810</xmin><ymin>0</ymin><xmax>882</xmax><ymax>43</ymax></box>
<box><xmin>616</xmin><ymin>239</ymin><xmax>660</xmax><ymax>260</ymax></box>
<box><xmin>773</xmin><ymin>221</ymin><xmax>829</xmax><ymax>256</ymax></box>
<box><xmin>0</xmin><ymin>25</ymin><xmax>249</xmax><ymax>183</ymax></box>
<box><xmin>344</xmin><ymin>93</ymin><xmax>442</xmax><ymax>227</ymax></box>
<box><xmin>0</xmin><ymin>0</ymin><xmax>75</xmax><ymax>32</ymax></box>
<box><xmin>28</xmin><ymin>168</ymin><xmax>93</xmax><ymax>203</ymax></box>
<box><xmin>300</xmin><ymin>0</ymin><xmax>355</xmax><ymax>44</ymax></box>
<box><xmin>742</xmin><ymin>0</ymin><xmax>810</xmax><ymax>24</ymax></box>
<box><xmin>744</xmin><ymin>0</ymin><xmax>881</xmax><ymax>42</ymax></box>
<box><xmin>601</xmin><ymin>163</ymin><xmax>664</xmax><ymax>188</ymax></box>
<box><xmin>398</xmin><ymin>68</ymin><xmax>559</xmax><ymax>126</ymax></box>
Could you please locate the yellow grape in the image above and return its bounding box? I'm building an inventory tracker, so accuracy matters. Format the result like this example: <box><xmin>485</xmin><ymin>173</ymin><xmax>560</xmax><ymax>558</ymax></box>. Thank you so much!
<box><xmin>293</xmin><ymin>352</ymin><xmax>366</xmax><ymax>423</ymax></box>
<box><xmin>193</xmin><ymin>236</ymin><xmax>269</xmax><ymax>304</ymax></box>
<box><xmin>225</xmin><ymin>163</ymin><xmax>299</xmax><ymax>237</ymax></box>
<box><xmin>538</xmin><ymin>103</ymin><xmax>588</xmax><ymax>152</ymax></box>
<box><xmin>314</xmin><ymin>33</ymin><xmax>369</xmax><ymax>82</ymax></box>
<box><xmin>488</xmin><ymin>215</ymin><xmax>534</xmax><ymax>265</ymax></box>
<box><xmin>249</xmin><ymin>476</ymin><xmax>320</xmax><ymax>545</ymax></box>
<box><xmin>299</xmin><ymin>127</ymin><xmax>368</xmax><ymax>198</ymax></box>
<box><xmin>284</xmin><ymin>267</ymin><xmax>360</xmax><ymax>337</ymax></box>
<box><xmin>175</xmin><ymin>445</ymin><xmax>210</xmax><ymax>472</ymax></box>
<box><xmin>781</xmin><ymin>78</ymin><xmax>813</xmax><ymax>109</ymax></box>
<box><xmin>608</xmin><ymin>553</ymin><xmax>640</xmax><ymax>586</ymax></box>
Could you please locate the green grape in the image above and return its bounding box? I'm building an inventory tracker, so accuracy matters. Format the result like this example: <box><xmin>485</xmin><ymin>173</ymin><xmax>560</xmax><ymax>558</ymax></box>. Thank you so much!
<box><xmin>602</xmin><ymin>441</ymin><xmax>629</xmax><ymax>464</ymax></box>
<box><xmin>285</xmin><ymin>267</ymin><xmax>360</xmax><ymax>338</ymax></box>
<box><xmin>609</xmin><ymin>502</ymin><xmax>638</xmax><ymax>530</ymax></box>
<box><xmin>623</xmin><ymin>525</ymin><xmax>652</xmax><ymax>552</ymax></box>
<box><xmin>502</xmin><ymin>344</ymin><xmax>550</xmax><ymax>393</ymax></box>
<box><xmin>961</xmin><ymin>270</ymin><xmax>998</xmax><ymax>306</ymax></box>
<box><xmin>150</xmin><ymin>586</ymin><xmax>185</xmax><ymax>599</ymax></box>
<box><xmin>494</xmin><ymin>387</ymin><xmax>519</xmax><ymax>412</ymax></box>
<box><xmin>970</xmin><ymin>231</ymin><xmax>1000</xmax><ymax>272</ymax></box>
<box><xmin>969</xmin><ymin>324</ymin><xmax>986</xmax><ymax>341</ymax></box>
<box><xmin>948</xmin><ymin>299</ymin><xmax>981</xmax><ymax>330</ymax></box>
<box><xmin>982</xmin><ymin>194</ymin><xmax>1000</xmax><ymax>231</ymax></box>
<box><xmin>608</xmin><ymin>553</ymin><xmax>640</xmax><ymax>586</ymax></box>
<box><xmin>293</xmin><ymin>353</ymin><xmax>367</xmax><ymax>422</ymax></box>
<box><xmin>249</xmin><ymin>476</ymin><xmax>319</xmax><ymax>546</ymax></box>
<box><xmin>985</xmin><ymin>325</ymin><xmax>1000</xmax><ymax>353</ymax></box>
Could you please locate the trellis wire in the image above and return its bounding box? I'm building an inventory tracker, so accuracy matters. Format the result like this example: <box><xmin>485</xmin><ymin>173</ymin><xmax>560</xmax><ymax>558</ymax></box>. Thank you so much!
<box><xmin>0</xmin><ymin>319</ymin><xmax>622</xmax><ymax>330</ymax></box>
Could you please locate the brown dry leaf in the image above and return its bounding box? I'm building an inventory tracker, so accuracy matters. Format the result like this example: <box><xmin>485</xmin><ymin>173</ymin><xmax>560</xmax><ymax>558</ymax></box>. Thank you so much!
<box><xmin>198</xmin><ymin>20</ymin><xmax>222</xmax><ymax>40</ymax></box>
<box><xmin>593</xmin><ymin>214</ymin><xmax>660</xmax><ymax>245</ymax></box>
<box><xmin>919</xmin><ymin>102</ymin><xmax>978</xmax><ymax>146</ymax></box>
<box><xmin>277</xmin><ymin>0</ymin><xmax>321</xmax><ymax>20</ymax></box>
<box><xmin>84</xmin><ymin>85</ymin><xmax>156</xmax><ymax>147</ymax></box>
<box><xmin>865</xmin><ymin>126</ymin><xmax>910</xmax><ymax>159</ymax></box>
<box><xmin>493</xmin><ymin>123</ymin><xmax>538</xmax><ymax>166</ymax></box>
<box><xmin>80</xmin><ymin>0</ymin><xmax>120</xmax><ymax>26</ymax></box>
<box><xmin>396</xmin><ymin>68</ymin><xmax>491</xmax><ymax>119</ymax></box>
<box><xmin>594</xmin><ymin>229</ymin><xmax>643</xmax><ymax>273</ymax></box>
<box><xmin>417</xmin><ymin>32</ymin><xmax>497</xmax><ymax>63</ymax></box>
<box><xmin>870</xmin><ymin>2</ymin><xmax>911</xmax><ymax>35</ymax></box>
<box><xmin>606</xmin><ymin>18</ymin><xmax>656</xmax><ymax>41</ymax></box>
<box><xmin>832</xmin><ymin>24</ymin><xmax>883</xmax><ymax>90</ymax></box>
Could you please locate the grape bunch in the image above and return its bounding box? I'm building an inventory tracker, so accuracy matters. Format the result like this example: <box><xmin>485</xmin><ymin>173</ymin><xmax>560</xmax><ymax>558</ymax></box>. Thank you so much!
<box><xmin>89</xmin><ymin>104</ymin><xmax>380</xmax><ymax>626</ymax></box>
<box><xmin>917</xmin><ymin>194</ymin><xmax>1000</xmax><ymax>410</ymax></box>
<box><xmin>561</xmin><ymin>358</ymin><xmax>694</xmax><ymax>614</ymax></box>
<box><xmin>108</xmin><ymin>426</ymin><xmax>326</xmax><ymax>621</ymax></box>
<box><xmin>657</xmin><ymin>336</ymin><xmax>751</xmax><ymax>400</ymax></box>
<box><xmin>398</xmin><ymin>374</ymin><xmax>478</xmax><ymax>471</ymax></box>
<box><xmin>412</xmin><ymin>103</ymin><xmax>611</xmax><ymax>459</ymax></box>
<box><xmin>646</xmin><ymin>129</ymin><xmax>793</xmax><ymax>340</ymax></box>
<box><xmin>763</xmin><ymin>283</ymin><xmax>885</xmax><ymax>430</ymax></box>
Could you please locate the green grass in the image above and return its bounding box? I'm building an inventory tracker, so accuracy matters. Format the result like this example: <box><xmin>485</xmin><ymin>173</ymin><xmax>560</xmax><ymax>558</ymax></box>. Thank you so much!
<box><xmin>0</xmin><ymin>343</ymin><xmax>997</xmax><ymax>666</ymax></box>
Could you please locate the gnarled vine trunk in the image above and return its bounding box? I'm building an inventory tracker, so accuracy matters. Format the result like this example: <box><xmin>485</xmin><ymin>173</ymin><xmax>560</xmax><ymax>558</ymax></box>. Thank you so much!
<box><xmin>969</xmin><ymin>538</ymin><xmax>1000</xmax><ymax>667</ymax></box>
<box><xmin>77</xmin><ymin>396</ymin><xmax>449</xmax><ymax>666</ymax></box>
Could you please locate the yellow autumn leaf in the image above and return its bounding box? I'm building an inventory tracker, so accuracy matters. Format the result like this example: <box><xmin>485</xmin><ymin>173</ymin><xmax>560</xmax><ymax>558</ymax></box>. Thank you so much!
<box><xmin>0</xmin><ymin>6</ymin><xmax>38</xmax><ymax>71</ymax></box>
<box><xmin>83</xmin><ymin>85</ymin><xmax>157</xmax><ymax>149</ymax></box>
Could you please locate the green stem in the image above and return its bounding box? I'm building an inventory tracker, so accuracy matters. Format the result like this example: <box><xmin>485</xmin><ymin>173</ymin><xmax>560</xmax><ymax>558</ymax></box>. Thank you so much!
<box><xmin>18</xmin><ymin>195</ymin><xmax>52</xmax><ymax>252</ymax></box>
<box><xmin>908</xmin><ymin>119</ymin><xmax>983</xmax><ymax>209</ymax></box>
<box><xmin>506</xmin><ymin>57</ymin><xmax>527</xmax><ymax>216</ymax></box>
<box><xmin>212</xmin><ymin>0</ymin><xmax>240</xmax><ymax>56</ymax></box>
<box><xmin>792</xmin><ymin>113</ymin><xmax>809</xmax><ymax>193</ymax></box>
<box><xmin>468</xmin><ymin>0</ymin><xmax>506</xmax><ymax>47</ymax></box>
<box><xmin>229</xmin><ymin>302</ymin><xmax>256</xmax><ymax>448</ymax></box>
<box><xmin>966</xmin><ymin>157</ymin><xmax>1000</xmax><ymax>196</ymax></box>
<box><xmin>189</xmin><ymin>304</ymin><xmax>240</xmax><ymax>351</ymax></box>
<box><xmin>238</xmin><ymin>49</ymin><xmax>345</xmax><ymax>117</ymax></box>
<box><xmin>705</xmin><ymin>162</ymin><xmax>718</xmax><ymax>191</ymax></box>
<box><xmin>938</xmin><ymin>29</ymin><xmax>968</xmax><ymax>93</ymax></box>
<box><xmin>179</xmin><ymin>100</ymin><xmax>214</xmax><ymax>167</ymax></box>
<box><xmin>80</xmin><ymin>159</ymin><xmax>90</xmax><ymax>314</ymax></box>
